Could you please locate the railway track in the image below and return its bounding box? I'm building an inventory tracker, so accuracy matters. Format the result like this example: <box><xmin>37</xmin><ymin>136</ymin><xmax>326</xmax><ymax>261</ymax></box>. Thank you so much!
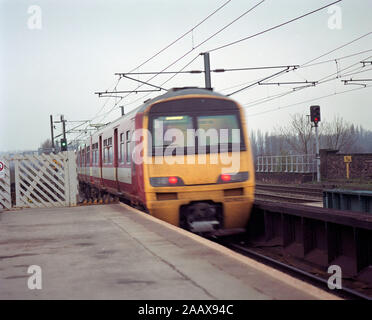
<box><xmin>254</xmin><ymin>191</ymin><xmax>321</xmax><ymax>204</ymax></box>
<box><xmin>211</xmin><ymin>236</ymin><xmax>372</xmax><ymax>300</ymax></box>
<box><xmin>255</xmin><ymin>183</ymin><xmax>323</xmax><ymax>204</ymax></box>
<box><xmin>256</xmin><ymin>183</ymin><xmax>323</xmax><ymax>197</ymax></box>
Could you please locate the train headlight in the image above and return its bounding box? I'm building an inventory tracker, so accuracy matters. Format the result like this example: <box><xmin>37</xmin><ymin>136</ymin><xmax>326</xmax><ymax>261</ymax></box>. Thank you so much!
<box><xmin>150</xmin><ymin>176</ymin><xmax>185</xmax><ymax>187</ymax></box>
<box><xmin>217</xmin><ymin>172</ymin><xmax>249</xmax><ymax>184</ymax></box>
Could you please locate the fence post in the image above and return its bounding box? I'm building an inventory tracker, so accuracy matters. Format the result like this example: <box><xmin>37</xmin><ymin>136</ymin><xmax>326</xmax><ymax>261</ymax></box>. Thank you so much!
<box><xmin>258</xmin><ymin>156</ymin><xmax>261</xmax><ymax>172</ymax></box>
<box><xmin>285</xmin><ymin>156</ymin><xmax>288</xmax><ymax>172</ymax></box>
<box><xmin>14</xmin><ymin>157</ymin><xmax>22</xmax><ymax>207</ymax></box>
<box><xmin>0</xmin><ymin>157</ymin><xmax>11</xmax><ymax>210</ymax></box>
<box><xmin>66</xmin><ymin>151</ymin><xmax>78</xmax><ymax>206</ymax></box>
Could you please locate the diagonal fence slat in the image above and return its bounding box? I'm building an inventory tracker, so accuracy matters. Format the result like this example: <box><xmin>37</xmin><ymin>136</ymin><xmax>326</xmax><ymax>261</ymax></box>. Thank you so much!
<box><xmin>17</xmin><ymin>168</ymin><xmax>57</xmax><ymax>207</ymax></box>
<box><xmin>39</xmin><ymin>153</ymin><xmax>66</xmax><ymax>181</ymax></box>
<box><xmin>17</xmin><ymin>158</ymin><xmax>66</xmax><ymax>207</ymax></box>
<box><xmin>10</xmin><ymin>151</ymin><xmax>78</xmax><ymax>209</ymax></box>
<box><xmin>23</xmin><ymin>154</ymin><xmax>66</xmax><ymax>191</ymax></box>
<box><xmin>19</xmin><ymin>160</ymin><xmax>65</xmax><ymax>202</ymax></box>
<box><xmin>0</xmin><ymin>158</ymin><xmax>11</xmax><ymax>210</ymax></box>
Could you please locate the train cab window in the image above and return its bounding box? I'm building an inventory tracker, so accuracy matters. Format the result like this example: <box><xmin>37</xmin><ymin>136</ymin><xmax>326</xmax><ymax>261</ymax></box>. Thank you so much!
<box><xmin>153</xmin><ymin>115</ymin><xmax>194</xmax><ymax>148</ymax></box>
<box><xmin>197</xmin><ymin>114</ymin><xmax>240</xmax><ymax>147</ymax></box>
<box><xmin>125</xmin><ymin>131</ymin><xmax>131</xmax><ymax>164</ymax></box>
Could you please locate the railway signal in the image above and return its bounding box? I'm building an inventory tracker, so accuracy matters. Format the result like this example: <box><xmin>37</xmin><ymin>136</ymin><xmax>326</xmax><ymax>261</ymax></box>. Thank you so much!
<box><xmin>310</xmin><ymin>105</ymin><xmax>321</xmax><ymax>183</ymax></box>
<box><xmin>61</xmin><ymin>138</ymin><xmax>67</xmax><ymax>151</ymax></box>
<box><xmin>310</xmin><ymin>105</ymin><xmax>321</xmax><ymax>125</ymax></box>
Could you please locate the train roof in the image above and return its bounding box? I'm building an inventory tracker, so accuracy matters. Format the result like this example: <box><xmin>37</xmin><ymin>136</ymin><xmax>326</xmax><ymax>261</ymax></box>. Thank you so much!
<box><xmin>90</xmin><ymin>87</ymin><xmax>227</xmax><ymax>138</ymax></box>
<box><xmin>137</xmin><ymin>87</ymin><xmax>225</xmax><ymax>113</ymax></box>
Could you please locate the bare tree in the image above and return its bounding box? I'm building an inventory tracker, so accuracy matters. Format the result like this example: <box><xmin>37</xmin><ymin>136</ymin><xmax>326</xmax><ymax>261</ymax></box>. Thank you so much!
<box><xmin>251</xmin><ymin>115</ymin><xmax>372</xmax><ymax>156</ymax></box>
<box><xmin>39</xmin><ymin>139</ymin><xmax>53</xmax><ymax>154</ymax></box>
<box><xmin>276</xmin><ymin>113</ymin><xmax>314</xmax><ymax>154</ymax></box>
<box><xmin>322</xmin><ymin>115</ymin><xmax>357</xmax><ymax>152</ymax></box>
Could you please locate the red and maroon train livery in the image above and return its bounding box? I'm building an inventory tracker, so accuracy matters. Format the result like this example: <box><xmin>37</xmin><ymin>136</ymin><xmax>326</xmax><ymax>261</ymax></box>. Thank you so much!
<box><xmin>77</xmin><ymin>87</ymin><xmax>255</xmax><ymax>232</ymax></box>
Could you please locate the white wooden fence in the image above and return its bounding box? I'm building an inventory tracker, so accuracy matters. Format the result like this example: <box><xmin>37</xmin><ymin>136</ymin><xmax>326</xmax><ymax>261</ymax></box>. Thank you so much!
<box><xmin>0</xmin><ymin>151</ymin><xmax>78</xmax><ymax>210</ymax></box>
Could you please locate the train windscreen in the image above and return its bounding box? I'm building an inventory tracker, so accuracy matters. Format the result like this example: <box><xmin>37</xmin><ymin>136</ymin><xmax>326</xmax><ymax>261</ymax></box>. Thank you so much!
<box><xmin>149</xmin><ymin>98</ymin><xmax>245</xmax><ymax>154</ymax></box>
<box><xmin>153</xmin><ymin>115</ymin><xmax>194</xmax><ymax>148</ymax></box>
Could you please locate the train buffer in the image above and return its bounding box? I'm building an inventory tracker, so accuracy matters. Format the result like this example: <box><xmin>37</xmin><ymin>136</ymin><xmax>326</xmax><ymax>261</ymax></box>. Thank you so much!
<box><xmin>0</xmin><ymin>204</ymin><xmax>337</xmax><ymax>300</ymax></box>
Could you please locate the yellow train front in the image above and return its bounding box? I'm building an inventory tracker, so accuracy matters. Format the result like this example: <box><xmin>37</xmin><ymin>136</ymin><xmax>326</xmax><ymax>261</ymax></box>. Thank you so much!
<box><xmin>140</xmin><ymin>88</ymin><xmax>255</xmax><ymax>233</ymax></box>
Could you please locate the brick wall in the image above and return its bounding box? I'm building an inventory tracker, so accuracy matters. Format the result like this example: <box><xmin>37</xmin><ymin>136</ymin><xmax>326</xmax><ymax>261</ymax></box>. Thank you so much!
<box><xmin>320</xmin><ymin>149</ymin><xmax>372</xmax><ymax>180</ymax></box>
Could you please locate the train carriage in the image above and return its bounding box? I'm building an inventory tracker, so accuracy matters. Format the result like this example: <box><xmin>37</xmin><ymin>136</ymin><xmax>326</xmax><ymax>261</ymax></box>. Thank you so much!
<box><xmin>78</xmin><ymin>87</ymin><xmax>255</xmax><ymax>233</ymax></box>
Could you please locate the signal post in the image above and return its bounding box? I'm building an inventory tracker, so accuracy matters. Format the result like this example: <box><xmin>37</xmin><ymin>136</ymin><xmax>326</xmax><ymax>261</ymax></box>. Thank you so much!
<box><xmin>310</xmin><ymin>105</ymin><xmax>321</xmax><ymax>183</ymax></box>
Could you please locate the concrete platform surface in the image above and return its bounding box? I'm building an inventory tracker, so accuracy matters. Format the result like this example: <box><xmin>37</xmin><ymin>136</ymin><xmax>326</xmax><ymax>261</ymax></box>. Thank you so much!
<box><xmin>0</xmin><ymin>204</ymin><xmax>338</xmax><ymax>300</ymax></box>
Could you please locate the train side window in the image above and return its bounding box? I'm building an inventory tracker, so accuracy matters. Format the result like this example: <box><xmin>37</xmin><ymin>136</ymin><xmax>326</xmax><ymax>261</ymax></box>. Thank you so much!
<box><xmin>126</xmin><ymin>131</ymin><xmax>131</xmax><ymax>164</ymax></box>
<box><xmin>92</xmin><ymin>143</ymin><xmax>99</xmax><ymax>165</ymax></box>
<box><xmin>92</xmin><ymin>143</ymin><xmax>96</xmax><ymax>166</ymax></box>
<box><xmin>108</xmin><ymin>137</ymin><xmax>112</xmax><ymax>164</ymax></box>
<box><xmin>91</xmin><ymin>144</ymin><xmax>95</xmax><ymax>165</ymax></box>
<box><xmin>120</xmin><ymin>133</ymin><xmax>125</xmax><ymax>163</ymax></box>
<box><xmin>86</xmin><ymin>146</ymin><xmax>90</xmax><ymax>166</ymax></box>
<box><xmin>103</xmin><ymin>139</ymin><xmax>107</xmax><ymax>163</ymax></box>
<box><xmin>82</xmin><ymin>149</ymin><xmax>85</xmax><ymax>167</ymax></box>
<box><xmin>103</xmin><ymin>138</ymin><xmax>113</xmax><ymax>164</ymax></box>
<box><xmin>96</xmin><ymin>143</ymin><xmax>99</xmax><ymax>165</ymax></box>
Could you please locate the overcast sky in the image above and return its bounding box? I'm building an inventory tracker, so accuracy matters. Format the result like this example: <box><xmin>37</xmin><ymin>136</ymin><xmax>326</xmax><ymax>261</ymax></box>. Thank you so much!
<box><xmin>1</xmin><ymin>0</ymin><xmax>371</xmax><ymax>152</ymax></box>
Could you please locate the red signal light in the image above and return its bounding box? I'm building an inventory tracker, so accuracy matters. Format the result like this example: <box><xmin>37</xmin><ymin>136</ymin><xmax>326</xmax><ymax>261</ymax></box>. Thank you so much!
<box><xmin>168</xmin><ymin>176</ymin><xmax>178</xmax><ymax>184</ymax></box>
<box><xmin>221</xmin><ymin>174</ymin><xmax>231</xmax><ymax>182</ymax></box>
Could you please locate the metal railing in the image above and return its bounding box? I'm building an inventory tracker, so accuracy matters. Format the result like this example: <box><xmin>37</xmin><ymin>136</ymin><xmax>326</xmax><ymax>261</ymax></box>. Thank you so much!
<box><xmin>256</xmin><ymin>155</ymin><xmax>316</xmax><ymax>173</ymax></box>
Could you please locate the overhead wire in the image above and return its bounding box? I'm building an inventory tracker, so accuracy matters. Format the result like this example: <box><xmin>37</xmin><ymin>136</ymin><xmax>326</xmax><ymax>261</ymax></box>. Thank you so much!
<box><xmin>99</xmin><ymin>54</ymin><xmax>201</xmax><ymax>123</ymax></box>
<box><xmin>126</xmin><ymin>0</ymin><xmax>233</xmax><ymax>74</ymax></box>
<box><xmin>89</xmin><ymin>0</ymin><xmax>233</xmax><ymax>123</ymax></box>
<box><xmin>95</xmin><ymin>0</ymin><xmax>266</xmax><ymax>123</ymax></box>
<box><xmin>301</xmin><ymin>31</ymin><xmax>372</xmax><ymax>67</ymax></box>
<box><xmin>75</xmin><ymin>1</ymin><xmax>371</xmax><ymax>143</ymax></box>
<box><xmin>247</xmin><ymin>85</ymin><xmax>372</xmax><ymax>117</ymax></box>
<box><xmin>208</xmin><ymin>0</ymin><xmax>342</xmax><ymax>53</ymax></box>
<box><xmin>242</xmin><ymin>54</ymin><xmax>372</xmax><ymax>110</ymax></box>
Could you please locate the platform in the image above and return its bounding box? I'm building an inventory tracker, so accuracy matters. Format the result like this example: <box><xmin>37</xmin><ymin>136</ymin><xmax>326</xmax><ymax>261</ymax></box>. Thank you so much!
<box><xmin>0</xmin><ymin>204</ymin><xmax>338</xmax><ymax>299</ymax></box>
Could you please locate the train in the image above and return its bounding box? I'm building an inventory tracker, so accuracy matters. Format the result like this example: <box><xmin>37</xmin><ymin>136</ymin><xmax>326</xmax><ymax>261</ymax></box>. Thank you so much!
<box><xmin>77</xmin><ymin>87</ymin><xmax>255</xmax><ymax>233</ymax></box>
